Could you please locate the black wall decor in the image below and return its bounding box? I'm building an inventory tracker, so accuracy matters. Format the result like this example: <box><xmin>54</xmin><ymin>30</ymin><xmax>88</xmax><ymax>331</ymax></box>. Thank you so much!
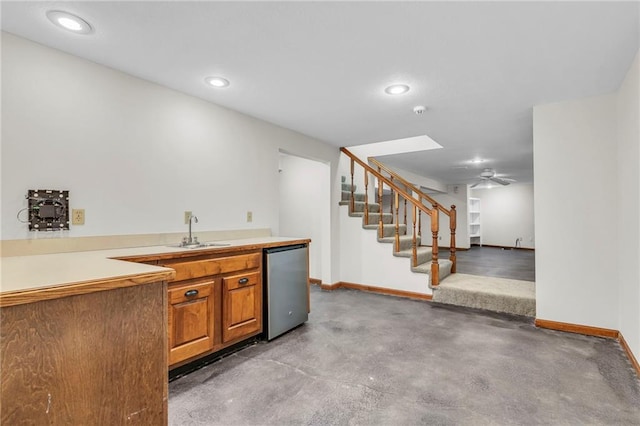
<box><xmin>27</xmin><ymin>189</ymin><xmax>69</xmax><ymax>231</ymax></box>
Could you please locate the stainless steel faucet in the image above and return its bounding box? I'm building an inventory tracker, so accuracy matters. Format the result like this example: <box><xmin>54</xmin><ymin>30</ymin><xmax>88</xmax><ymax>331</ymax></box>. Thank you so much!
<box><xmin>187</xmin><ymin>214</ymin><xmax>198</xmax><ymax>244</ymax></box>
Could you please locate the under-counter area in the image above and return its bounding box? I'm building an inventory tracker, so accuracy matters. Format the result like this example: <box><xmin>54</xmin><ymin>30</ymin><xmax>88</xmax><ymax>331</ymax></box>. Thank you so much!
<box><xmin>0</xmin><ymin>236</ymin><xmax>310</xmax><ymax>425</ymax></box>
<box><xmin>154</xmin><ymin>249</ymin><xmax>264</xmax><ymax>367</ymax></box>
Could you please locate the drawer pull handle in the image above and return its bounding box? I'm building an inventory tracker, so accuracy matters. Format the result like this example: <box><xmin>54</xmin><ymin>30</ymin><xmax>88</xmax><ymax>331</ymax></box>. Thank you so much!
<box><xmin>184</xmin><ymin>289</ymin><xmax>199</xmax><ymax>297</ymax></box>
<box><xmin>238</xmin><ymin>278</ymin><xmax>249</xmax><ymax>285</ymax></box>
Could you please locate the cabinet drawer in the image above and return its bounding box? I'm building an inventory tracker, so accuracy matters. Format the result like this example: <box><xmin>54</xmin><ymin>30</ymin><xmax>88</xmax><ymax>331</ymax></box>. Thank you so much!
<box><xmin>222</xmin><ymin>272</ymin><xmax>260</xmax><ymax>291</ymax></box>
<box><xmin>163</xmin><ymin>253</ymin><xmax>260</xmax><ymax>282</ymax></box>
<box><xmin>169</xmin><ymin>281</ymin><xmax>213</xmax><ymax>304</ymax></box>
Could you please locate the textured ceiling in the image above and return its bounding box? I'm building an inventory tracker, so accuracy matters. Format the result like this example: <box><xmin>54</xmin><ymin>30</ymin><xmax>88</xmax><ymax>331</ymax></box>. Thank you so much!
<box><xmin>2</xmin><ymin>1</ymin><xmax>638</xmax><ymax>185</ymax></box>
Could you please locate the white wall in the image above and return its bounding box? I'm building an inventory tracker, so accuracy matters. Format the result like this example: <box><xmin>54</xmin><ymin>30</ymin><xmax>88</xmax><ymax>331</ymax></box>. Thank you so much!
<box><xmin>616</xmin><ymin>52</ymin><xmax>640</xmax><ymax>362</ymax></box>
<box><xmin>533</xmin><ymin>94</ymin><xmax>619</xmax><ymax>329</ymax></box>
<box><xmin>1</xmin><ymin>34</ymin><xmax>340</xmax><ymax>254</ymax></box>
<box><xmin>471</xmin><ymin>184</ymin><xmax>535</xmax><ymax>249</ymax></box>
<box><xmin>339</xmin><ymin>207</ymin><xmax>432</xmax><ymax>293</ymax></box>
<box><xmin>383</xmin><ymin>165</ymin><xmax>448</xmax><ymax>194</ymax></box>
<box><xmin>278</xmin><ymin>153</ymin><xmax>330</xmax><ymax>283</ymax></box>
<box><xmin>535</xmin><ymin>51</ymin><xmax>640</xmax><ymax>364</ymax></box>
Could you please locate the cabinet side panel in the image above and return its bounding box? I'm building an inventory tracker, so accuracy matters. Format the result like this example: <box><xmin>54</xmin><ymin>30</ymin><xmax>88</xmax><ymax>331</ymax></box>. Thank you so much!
<box><xmin>0</xmin><ymin>282</ymin><xmax>167</xmax><ymax>425</ymax></box>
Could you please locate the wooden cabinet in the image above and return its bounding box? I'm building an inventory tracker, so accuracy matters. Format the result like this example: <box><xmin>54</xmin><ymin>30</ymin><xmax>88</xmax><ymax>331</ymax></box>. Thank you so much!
<box><xmin>222</xmin><ymin>272</ymin><xmax>262</xmax><ymax>343</ymax></box>
<box><xmin>168</xmin><ymin>279</ymin><xmax>215</xmax><ymax>365</ymax></box>
<box><xmin>168</xmin><ymin>253</ymin><xmax>260</xmax><ymax>282</ymax></box>
<box><xmin>160</xmin><ymin>250</ymin><xmax>263</xmax><ymax>367</ymax></box>
<box><xmin>1</xmin><ymin>280</ymin><xmax>168</xmax><ymax>424</ymax></box>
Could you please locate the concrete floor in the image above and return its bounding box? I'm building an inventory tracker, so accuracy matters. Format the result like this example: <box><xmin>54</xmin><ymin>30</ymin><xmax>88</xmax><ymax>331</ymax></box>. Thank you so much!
<box><xmin>442</xmin><ymin>246</ymin><xmax>536</xmax><ymax>282</ymax></box>
<box><xmin>169</xmin><ymin>287</ymin><xmax>640</xmax><ymax>425</ymax></box>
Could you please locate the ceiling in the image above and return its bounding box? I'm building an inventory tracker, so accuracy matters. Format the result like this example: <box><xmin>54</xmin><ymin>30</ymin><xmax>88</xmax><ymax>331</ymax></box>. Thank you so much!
<box><xmin>2</xmin><ymin>1</ymin><xmax>638</xmax><ymax>186</ymax></box>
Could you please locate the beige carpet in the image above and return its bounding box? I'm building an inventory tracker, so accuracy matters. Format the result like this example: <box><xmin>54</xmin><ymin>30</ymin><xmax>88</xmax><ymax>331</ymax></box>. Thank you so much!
<box><xmin>433</xmin><ymin>273</ymin><xmax>536</xmax><ymax>317</ymax></box>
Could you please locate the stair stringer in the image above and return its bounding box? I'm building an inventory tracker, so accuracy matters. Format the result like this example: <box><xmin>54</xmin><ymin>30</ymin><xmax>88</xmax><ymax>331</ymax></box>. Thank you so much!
<box><xmin>339</xmin><ymin>205</ymin><xmax>433</xmax><ymax>295</ymax></box>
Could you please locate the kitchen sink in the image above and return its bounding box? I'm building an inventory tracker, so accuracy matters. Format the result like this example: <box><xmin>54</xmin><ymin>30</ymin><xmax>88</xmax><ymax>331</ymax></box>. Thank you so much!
<box><xmin>202</xmin><ymin>242</ymin><xmax>231</xmax><ymax>247</ymax></box>
<box><xmin>167</xmin><ymin>242</ymin><xmax>231</xmax><ymax>249</ymax></box>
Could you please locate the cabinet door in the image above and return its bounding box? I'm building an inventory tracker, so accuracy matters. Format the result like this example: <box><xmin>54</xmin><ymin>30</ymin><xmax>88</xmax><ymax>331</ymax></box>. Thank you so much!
<box><xmin>168</xmin><ymin>280</ymin><xmax>215</xmax><ymax>366</ymax></box>
<box><xmin>222</xmin><ymin>272</ymin><xmax>262</xmax><ymax>343</ymax></box>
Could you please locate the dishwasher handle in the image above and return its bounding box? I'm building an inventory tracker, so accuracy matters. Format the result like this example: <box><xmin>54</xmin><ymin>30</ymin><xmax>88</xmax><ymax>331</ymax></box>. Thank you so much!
<box><xmin>264</xmin><ymin>244</ymin><xmax>307</xmax><ymax>254</ymax></box>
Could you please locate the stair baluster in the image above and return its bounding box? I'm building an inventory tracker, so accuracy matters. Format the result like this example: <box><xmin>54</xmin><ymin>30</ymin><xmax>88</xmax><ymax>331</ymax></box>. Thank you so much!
<box><xmin>364</xmin><ymin>171</ymin><xmax>369</xmax><ymax>225</ymax></box>
<box><xmin>350</xmin><ymin>159</ymin><xmax>355</xmax><ymax>214</ymax></box>
<box><xmin>368</xmin><ymin>157</ymin><xmax>457</xmax><ymax>276</ymax></box>
<box><xmin>431</xmin><ymin>207</ymin><xmax>440</xmax><ymax>286</ymax></box>
<box><xmin>394</xmin><ymin>192</ymin><xmax>400</xmax><ymax>252</ymax></box>
<box><xmin>378</xmin><ymin>178</ymin><xmax>384</xmax><ymax>239</ymax></box>
<box><xmin>412</xmin><ymin>205</ymin><xmax>417</xmax><ymax>267</ymax></box>
<box><xmin>418</xmin><ymin>196</ymin><xmax>422</xmax><ymax>240</ymax></box>
<box><xmin>340</xmin><ymin>147</ymin><xmax>453</xmax><ymax>287</ymax></box>
<box><xmin>450</xmin><ymin>205</ymin><xmax>457</xmax><ymax>273</ymax></box>
<box><xmin>403</xmin><ymin>199</ymin><xmax>407</xmax><ymax>225</ymax></box>
<box><xmin>389</xmin><ymin>176</ymin><xmax>394</xmax><ymax>222</ymax></box>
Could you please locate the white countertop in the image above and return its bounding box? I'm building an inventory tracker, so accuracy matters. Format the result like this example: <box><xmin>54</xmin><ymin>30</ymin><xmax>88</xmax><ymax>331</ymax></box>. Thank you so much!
<box><xmin>0</xmin><ymin>237</ymin><xmax>308</xmax><ymax>303</ymax></box>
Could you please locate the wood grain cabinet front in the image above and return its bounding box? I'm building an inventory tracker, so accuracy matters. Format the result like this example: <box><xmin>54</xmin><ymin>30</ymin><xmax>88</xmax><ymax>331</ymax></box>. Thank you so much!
<box><xmin>154</xmin><ymin>250</ymin><xmax>264</xmax><ymax>368</ymax></box>
<box><xmin>222</xmin><ymin>272</ymin><xmax>262</xmax><ymax>343</ymax></box>
<box><xmin>165</xmin><ymin>253</ymin><xmax>260</xmax><ymax>282</ymax></box>
<box><xmin>168</xmin><ymin>280</ymin><xmax>215</xmax><ymax>365</ymax></box>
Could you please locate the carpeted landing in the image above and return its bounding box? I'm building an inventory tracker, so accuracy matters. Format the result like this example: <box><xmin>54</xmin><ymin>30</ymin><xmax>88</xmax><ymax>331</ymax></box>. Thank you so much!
<box><xmin>432</xmin><ymin>273</ymin><xmax>536</xmax><ymax>317</ymax></box>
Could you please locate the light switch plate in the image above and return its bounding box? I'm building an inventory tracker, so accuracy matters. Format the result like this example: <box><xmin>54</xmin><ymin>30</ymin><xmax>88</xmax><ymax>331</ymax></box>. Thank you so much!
<box><xmin>184</xmin><ymin>211</ymin><xmax>192</xmax><ymax>224</ymax></box>
<box><xmin>247</xmin><ymin>211</ymin><xmax>253</xmax><ymax>222</ymax></box>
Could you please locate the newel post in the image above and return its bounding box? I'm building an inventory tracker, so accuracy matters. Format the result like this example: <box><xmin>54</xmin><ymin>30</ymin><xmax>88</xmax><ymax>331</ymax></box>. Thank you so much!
<box><xmin>431</xmin><ymin>206</ymin><xmax>440</xmax><ymax>287</ymax></box>
<box><xmin>450</xmin><ymin>205</ymin><xmax>457</xmax><ymax>273</ymax></box>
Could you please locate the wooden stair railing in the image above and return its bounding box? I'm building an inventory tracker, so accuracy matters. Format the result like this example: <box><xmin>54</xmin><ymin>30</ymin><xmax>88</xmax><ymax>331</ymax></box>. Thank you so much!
<box><xmin>369</xmin><ymin>157</ymin><xmax>457</xmax><ymax>274</ymax></box>
<box><xmin>341</xmin><ymin>147</ymin><xmax>442</xmax><ymax>286</ymax></box>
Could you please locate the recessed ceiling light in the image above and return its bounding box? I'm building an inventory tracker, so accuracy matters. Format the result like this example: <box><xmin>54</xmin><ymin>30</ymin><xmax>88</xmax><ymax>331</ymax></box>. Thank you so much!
<box><xmin>46</xmin><ymin>10</ymin><xmax>93</xmax><ymax>34</ymax></box>
<box><xmin>384</xmin><ymin>84</ymin><xmax>410</xmax><ymax>95</ymax></box>
<box><xmin>470</xmin><ymin>158</ymin><xmax>485</xmax><ymax>164</ymax></box>
<box><xmin>204</xmin><ymin>76</ymin><xmax>230</xmax><ymax>88</ymax></box>
<box><xmin>413</xmin><ymin>105</ymin><xmax>427</xmax><ymax>114</ymax></box>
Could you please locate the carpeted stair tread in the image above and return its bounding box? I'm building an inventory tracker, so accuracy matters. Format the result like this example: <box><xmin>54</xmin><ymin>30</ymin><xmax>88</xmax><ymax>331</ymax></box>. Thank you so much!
<box><xmin>363</xmin><ymin>223</ymin><xmax>407</xmax><ymax>237</ymax></box>
<box><xmin>341</xmin><ymin>183</ymin><xmax>357</xmax><ymax>192</ymax></box>
<box><xmin>351</xmin><ymin>201</ymin><xmax>380</xmax><ymax>213</ymax></box>
<box><xmin>340</xmin><ymin>185</ymin><xmax>455</xmax><ymax>286</ymax></box>
<box><xmin>432</xmin><ymin>273</ymin><xmax>536</xmax><ymax>317</ymax></box>
<box><xmin>366</xmin><ymin>213</ymin><xmax>394</xmax><ymax>224</ymax></box>
<box><xmin>411</xmin><ymin>259</ymin><xmax>453</xmax><ymax>279</ymax></box>
<box><xmin>394</xmin><ymin>246</ymin><xmax>433</xmax><ymax>264</ymax></box>
<box><xmin>341</xmin><ymin>191</ymin><xmax>365</xmax><ymax>202</ymax></box>
<box><xmin>378</xmin><ymin>235</ymin><xmax>421</xmax><ymax>251</ymax></box>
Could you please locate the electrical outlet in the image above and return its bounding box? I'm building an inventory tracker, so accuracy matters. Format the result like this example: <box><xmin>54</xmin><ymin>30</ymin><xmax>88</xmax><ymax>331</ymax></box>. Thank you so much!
<box><xmin>72</xmin><ymin>209</ymin><xmax>85</xmax><ymax>225</ymax></box>
<box><xmin>184</xmin><ymin>211</ymin><xmax>192</xmax><ymax>224</ymax></box>
<box><xmin>247</xmin><ymin>211</ymin><xmax>253</xmax><ymax>222</ymax></box>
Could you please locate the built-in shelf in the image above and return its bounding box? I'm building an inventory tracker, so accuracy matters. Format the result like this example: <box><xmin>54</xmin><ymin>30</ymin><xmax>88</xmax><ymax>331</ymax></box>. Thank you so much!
<box><xmin>469</xmin><ymin>198</ymin><xmax>481</xmax><ymax>246</ymax></box>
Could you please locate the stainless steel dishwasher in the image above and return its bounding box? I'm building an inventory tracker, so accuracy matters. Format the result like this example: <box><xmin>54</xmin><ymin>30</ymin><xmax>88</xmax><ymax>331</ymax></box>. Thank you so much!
<box><xmin>263</xmin><ymin>244</ymin><xmax>309</xmax><ymax>340</ymax></box>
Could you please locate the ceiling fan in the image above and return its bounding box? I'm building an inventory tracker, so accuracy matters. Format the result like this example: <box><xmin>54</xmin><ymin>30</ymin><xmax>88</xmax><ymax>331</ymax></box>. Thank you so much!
<box><xmin>470</xmin><ymin>168</ymin><xmax>516</xmax><ymax>188</ymax></box>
